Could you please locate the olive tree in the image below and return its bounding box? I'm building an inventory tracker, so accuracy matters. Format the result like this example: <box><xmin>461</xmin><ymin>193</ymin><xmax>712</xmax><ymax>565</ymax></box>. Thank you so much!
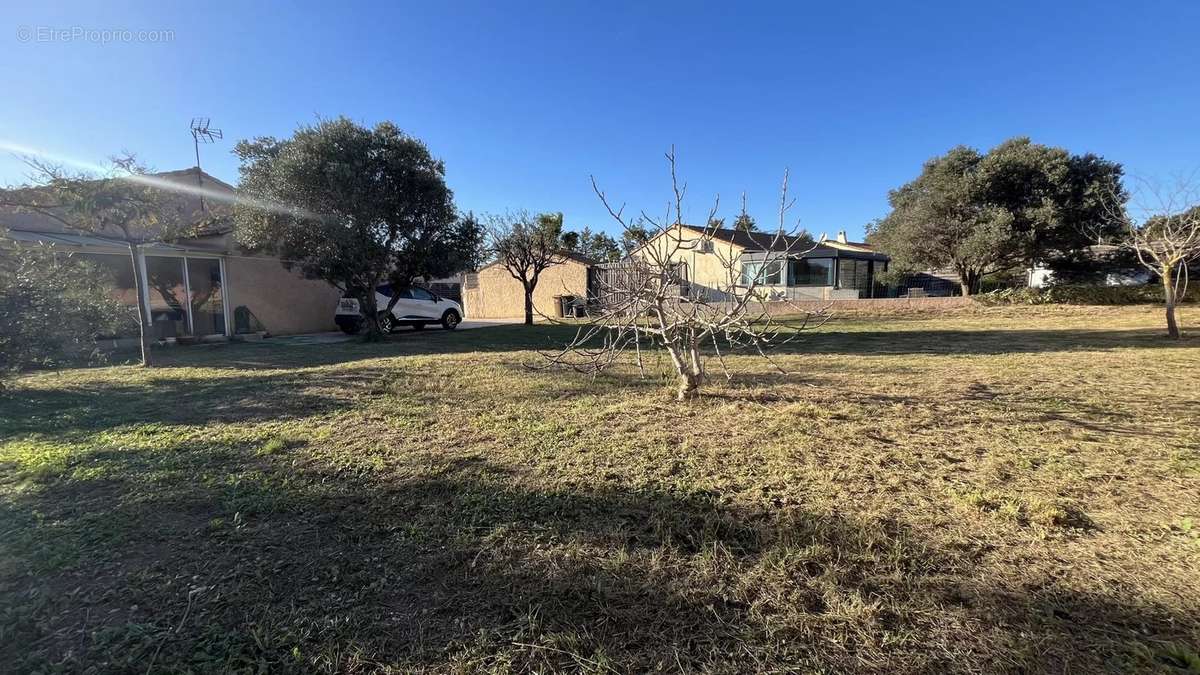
<box><xmin>0</xmin><ymin>241</ymin><xmax>134</xmax><ymax>381</ymax></box>
<box><xmin>868</xmin><ymin>138</ymin><xmax>1126</xmax><ymax>295</ymax></box>
<box><xmin>234</xmin><ymin>117</ymin><xmax>458</xmax><ymax>339</ymax></box>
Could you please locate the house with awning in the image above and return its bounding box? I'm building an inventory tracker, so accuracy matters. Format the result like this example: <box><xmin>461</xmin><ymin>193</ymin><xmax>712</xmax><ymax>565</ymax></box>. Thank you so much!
<box><xmin>0</xmin><ymin>167</ymin><xmax>342</xmax><ymax>340</ymax></box>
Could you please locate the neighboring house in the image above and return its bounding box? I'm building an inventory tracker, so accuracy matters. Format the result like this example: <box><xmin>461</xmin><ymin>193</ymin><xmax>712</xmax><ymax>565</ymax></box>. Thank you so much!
<box><xmin>1027</xmin><ymin>245</ymin><xmax>1152</xmax><ymax>288</ymax></box>
<box><xmin>630</xmin><ymin>224</ymin><xmax>890</xmax><ymax>301</ymax></box>
<box><xmin>462</xmin><ymin>252</ymin><xmax>595</xmax><ymax>318</ymax></box>
<box><xmin>0</xmin><ymin>167</ymin><xmax>342</xmax><ymax>339</ymax></box>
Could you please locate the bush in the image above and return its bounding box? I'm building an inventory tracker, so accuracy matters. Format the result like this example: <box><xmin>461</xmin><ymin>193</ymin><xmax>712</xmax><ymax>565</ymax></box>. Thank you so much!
<box><xmin>0</xmin><ymin>243</ymin><xmax>135</xmax><ymax>379</ymax></box>
<box><xmin>976</xmin><ymin>283</ymin><xmax>1199</xmax><ymax>306</ymax></box>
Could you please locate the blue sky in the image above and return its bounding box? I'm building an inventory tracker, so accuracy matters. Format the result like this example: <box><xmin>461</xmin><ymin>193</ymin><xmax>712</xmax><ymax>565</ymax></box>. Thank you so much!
<box><xmin>3</xmin><ymin>1</ymin><xmax>1198</xmax><ymax>241</ymax></box>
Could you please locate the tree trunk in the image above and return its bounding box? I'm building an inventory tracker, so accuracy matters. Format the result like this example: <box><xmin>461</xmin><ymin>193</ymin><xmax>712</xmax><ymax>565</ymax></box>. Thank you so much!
<box><xmin>677</xmin><ymin>372</ymin><xmax>701</xmax><ymax>400</ymax></box>
<box><xmin>1163</xmin><ymin>264</ymin><xmax>1180</xmax><ymax>339</ymax></box>
<box><xmin>361</xmin><ymin>289</ymin><xmax>383</xmax><ymax>341</ymax></box>
<box><xmin>665</xmin><ymin>339</ymin><xmax>702</xmax><ymax>400</ymax></box>
<box><xmin>128</xmin><ymin>243</ymin><xmax>155</xmax><ymax>367</ymax></box>
<box><xmin>958</xmin><ymin>270</ymin><xmax>978</xmax><ymax>297</ymax></box>
<box><xmin>523</xmin><ymin>283</ymin><xmax>534</xmax><ymax>325</ymax></box>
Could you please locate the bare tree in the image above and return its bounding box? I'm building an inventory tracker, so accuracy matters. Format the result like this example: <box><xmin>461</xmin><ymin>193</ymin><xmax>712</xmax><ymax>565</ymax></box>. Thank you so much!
<box><xmin>0</xmin><ymin>157</ymin><xmax>206</xmax><ymax>366</ymax></box>
<box><xmin>1111</xmin><ymin>176</ymin><xmax>1200</xmax><ymax>339</ymax></box>
<box><xmin>541</xmin><ymin>148</ymin><xmax>828</xmax><ymax>400</ymax></box>
<box><xmin>488</xmin><ymin>212</ymin><xmax>570</xmax><ymax>325</ymax></box>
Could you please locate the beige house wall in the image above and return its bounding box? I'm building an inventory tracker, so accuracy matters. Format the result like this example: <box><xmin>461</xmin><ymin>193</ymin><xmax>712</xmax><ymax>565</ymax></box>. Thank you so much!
<box><xmin>224</xmin><ymin>256</ymin><xmax>342</xmax><ymax>335</ymax></box>
<box><xmin>464</xmin><ymin>259</ymin><xmax>589</xmax><ymax>319</ymax></box>
<box><xmin>634</xmin><ymin>225</ymin><xmax>746</xmax><ymax>295</ymax></box>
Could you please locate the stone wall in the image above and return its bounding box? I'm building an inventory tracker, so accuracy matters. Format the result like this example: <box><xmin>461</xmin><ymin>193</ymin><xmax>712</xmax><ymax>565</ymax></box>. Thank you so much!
<box><xmin>762</xmin><ymin>295</ymin><xmax>974</xmax><ymax>315</ymax></box>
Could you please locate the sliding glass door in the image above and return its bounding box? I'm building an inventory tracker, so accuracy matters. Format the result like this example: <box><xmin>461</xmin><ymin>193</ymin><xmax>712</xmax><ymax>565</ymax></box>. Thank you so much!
<box><xmin>186</xmin><ymin>258</ymin><xmax>226</xmax><ymax>336</ymax></box>
<box><xmin>76</xmin><ymin>252</ymin><xmax>229</xmax><ymax>338</ymax></box>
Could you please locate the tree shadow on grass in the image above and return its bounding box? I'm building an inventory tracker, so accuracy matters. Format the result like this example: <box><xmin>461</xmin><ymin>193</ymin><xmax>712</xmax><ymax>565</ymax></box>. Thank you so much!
<box><xmin>126</xmin><ymin>324</ymin><xmax>1197</xmax><ymax>376</ymax></box>
<box><xmin>1</xmin><ymin>446</ymin><xmax>1196</xmax><ymax>673</ymax></box>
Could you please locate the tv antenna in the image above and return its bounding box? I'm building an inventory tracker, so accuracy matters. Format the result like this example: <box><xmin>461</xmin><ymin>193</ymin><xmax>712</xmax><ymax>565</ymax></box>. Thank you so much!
<box><xmin>190</xmin><ymin>117</ymin><xmax>223</xmax><ymax>210</ymax></box>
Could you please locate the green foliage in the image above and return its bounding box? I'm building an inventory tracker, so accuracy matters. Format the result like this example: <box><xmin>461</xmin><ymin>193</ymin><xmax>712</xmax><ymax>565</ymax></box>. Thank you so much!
<box><xmin>234</xmin><ymin>117</ymin><xmax>459</xmax><ymax>331</ymax></box>
<box><xmin>0</xmin><ymin>243</ymin><xmax>134</xmax><ymax>378</ymax></box>
<box><xmin>976</xmin><ymin>284</ymin><xmax>1199</xmax><ymax>306</ymax></box>
<box><xmin>620</xmin><ymin>221</ymin><xmax>652</xmax><ymax>255</ymax></box>
<box><xmin>867</xmin><ymin>138</ymin><xmax>1126</xmax><ymax>293</ymax></box>
<box><xmin>562</xmin><ymin>226</ymin><xmax>622</xmax><ymax>262</ymax></box>
<box><xmin>732</xmin><ymin>212</ymin><xmax>757</xmax><ymax>232</ymax></box>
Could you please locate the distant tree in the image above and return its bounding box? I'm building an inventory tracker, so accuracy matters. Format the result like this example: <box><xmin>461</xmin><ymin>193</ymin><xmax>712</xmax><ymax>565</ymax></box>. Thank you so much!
<box><xmin>867</xmin><ymin>138</ymin><xmax>1125</xmax><ymax>295</ymax></box>
<box><xmin>707</xmin><ymin>217</ymin><xmax>726</xmax><ymax>229</ymax></box>
<box><xmin>489</xmin><ymin>211</ymin><xmax>569</xmax><ymax>325</ymax></box>
<box><xmin>569</xmin><ymin>226</ymin><xmax>622</xmax><ymax>262</ymax></box>
<box><xmin>620</xmin><ymin>220</ymin><xmax>652</xmax><ymax>255</ymax></box>
<box><xmin>0</xmin><ymin>242</ymin><xmax>134</xmax><ymax>381</ymax></box>
<box><xmin>0</xmin><ymin>156</ymin><xmax>206</xmax><ymax>366</ymax></box>
<box><xmin>234</xmin><ymin>117</ymin><xmax>457</xmax><ymax>339</ymax></box>
<box><xmin>560</xmin><ymin>230</ymin><xmax>580</xmax><ymax>252</ymax></box>
<box><xmin>732</xmin><ymin>213</ymin><xmax>757</xmax><ymax>232</ymax></box>
<box><xmin>1109</xmin><ymin>179</ymin><xmax>1200</xmax><ymax>339</ymax></box>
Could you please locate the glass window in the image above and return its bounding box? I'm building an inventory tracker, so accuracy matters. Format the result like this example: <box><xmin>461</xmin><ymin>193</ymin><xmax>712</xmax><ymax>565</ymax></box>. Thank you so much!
<box><xmin>187</xmin><ymin>258</ymin><xmax>225</xmax><ymax>336</ymax></box>
<box><xmin>740</xmin><ymin>260</ymin><xmax>784</xmax><ymax>286</ymax></box>
<box><xmin>789</xmin><ymin>258</ymin><xmax>834</xmax><ymax>286</ymax></box>
<box><xmin>145</xmin><ymin>257</ymin><xmax>188</xmax><ymax>338</ymax></box>
<box><xmin>740</xmin><ymin>262</ymin><xmax>762</xmax><ymax>286</ymax></box>
<box><xmin>409</xmin><ymin>287</ymin><xmax>435</xmax><ymax>301</ymax></box>
<box><xmin>838</xmin><ymin>259</ymin><xmax>871</xmax><ymax>294</ymax></box>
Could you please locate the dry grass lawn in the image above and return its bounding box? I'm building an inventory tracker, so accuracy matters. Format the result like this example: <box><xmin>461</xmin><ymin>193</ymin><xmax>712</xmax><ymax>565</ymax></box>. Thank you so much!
<box><xmin>1</xmin><ymin>304</ymin><xmax>1198</xmax><ymax>673</ymax></box>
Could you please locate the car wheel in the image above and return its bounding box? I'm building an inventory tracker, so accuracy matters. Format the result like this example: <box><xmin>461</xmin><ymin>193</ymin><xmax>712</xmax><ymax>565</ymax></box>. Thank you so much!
<box><xmin>441</xmin><ymin>310</ymin><xmax>461</xmax><ymax>330</ymax></box>
<box><xmin>378</xmin><ymin>312</ymin><xmax>396</xmax><ymax>333</ymax></box>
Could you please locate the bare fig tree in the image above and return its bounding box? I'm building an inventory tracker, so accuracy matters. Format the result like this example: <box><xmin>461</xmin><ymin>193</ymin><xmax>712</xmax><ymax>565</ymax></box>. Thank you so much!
<box><xmin>540</xmin><ymin>148</ymin><xmax>828</xmax><ymax>400</ymax></box>
<box><xmin>1110</xmin><ymin>176</ymin><xmax>1200</xmax><ymax>339</ymax></box>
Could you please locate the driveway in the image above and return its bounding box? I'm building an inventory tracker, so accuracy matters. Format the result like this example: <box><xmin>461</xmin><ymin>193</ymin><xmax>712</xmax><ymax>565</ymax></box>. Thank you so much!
<box><xmin>268</xmin><ymin>318</ymin><xmax>522</xmax><ymax>346</ymax></box>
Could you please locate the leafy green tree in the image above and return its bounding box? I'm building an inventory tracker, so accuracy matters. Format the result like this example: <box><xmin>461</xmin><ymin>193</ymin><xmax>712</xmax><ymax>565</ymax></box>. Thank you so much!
<box><xmin>234</xmin><ymin>117</ymin><xmax>457</xmax><ymax>339</ymax></box>
<box><xmin>563</xmin><ymin>226</ymin><xmax>621</xmax><ymax>262</ymax></box>
<box><xmin>489</xmin><ymin>211</ymin><xmax>568</xmax><ymax>325</ymax></box>
<box><xmin>0</xmin><ymin>156</ymin><xmax>207</xmax><ymax>366</ymax></box>
<box><xmin>732</xmin><ymin>213</ymin><xmax>757</xmax><ymax>232</ymax></box>
<box><xmin>0</xmin><ymin>242</ymin><xmax>134</xmax><ymax>381</ymax></box>
<box><xmin>867</xmin><ymin>138</ymin><xmax>1125</xmax><ymax>295</ymax></box>
<box><xmin>620</xmin><ymin>220</ymin><xmax>652</xmax><ymax>255</ymax></box>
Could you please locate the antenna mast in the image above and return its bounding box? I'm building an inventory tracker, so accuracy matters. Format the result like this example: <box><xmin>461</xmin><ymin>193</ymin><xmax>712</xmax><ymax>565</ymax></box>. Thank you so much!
<box><xmin>189</xmin><ymin>117</ymin><xmax>223</xmax><ymax>210</ymax></box>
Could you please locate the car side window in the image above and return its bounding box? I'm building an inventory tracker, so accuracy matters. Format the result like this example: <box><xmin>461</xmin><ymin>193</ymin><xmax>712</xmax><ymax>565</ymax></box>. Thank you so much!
<box><xmin>395</xmin><ymin>288</ymin><xmax>415</xmax><ymax>299</ymax></box>
<box><xmin>409</xmin><ymin>287</ymin><xmax>435</xmax><ymax>301</ymax></box>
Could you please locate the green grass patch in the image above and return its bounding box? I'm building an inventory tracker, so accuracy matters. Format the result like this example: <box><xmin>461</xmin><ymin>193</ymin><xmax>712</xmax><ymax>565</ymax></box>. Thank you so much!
<box><xmin>0</xmin><ymin>305</ymin><xmax>1197</xmax><ymax>672</ymax></box>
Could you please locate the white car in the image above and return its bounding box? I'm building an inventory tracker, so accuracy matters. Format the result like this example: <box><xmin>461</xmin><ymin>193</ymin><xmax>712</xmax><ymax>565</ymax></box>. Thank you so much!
<box><xmin>335</xmin><ymin>285</ymin><xmax>463</xmax><ymax>334</ymax></box>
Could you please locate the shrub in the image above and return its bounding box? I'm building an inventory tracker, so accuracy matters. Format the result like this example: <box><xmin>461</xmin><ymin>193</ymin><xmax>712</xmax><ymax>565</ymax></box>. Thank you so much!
<box><xmin>976</xmin><ymin>283</ymin><xmax>1198</xmax><ymax>306</ymax></box>
<box><xmin>0</xmin><ymin>243</ymin><xmax>135</xmax><ymax>380</ymax></box>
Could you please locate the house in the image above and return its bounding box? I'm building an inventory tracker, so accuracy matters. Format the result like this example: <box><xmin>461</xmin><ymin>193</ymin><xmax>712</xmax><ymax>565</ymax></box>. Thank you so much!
<box><xmin>462</xmin><ymin>252</ymin><xmax>596</xmax><ymax>319</ymax></box>
<box><xmin>0</xmin><ymin>167</ymin><xmax>342</xmax><ymax>339</ymax></box>
<box><xmin>630</xmin><ymin>224</ymin><xmax>890</xmax><ymax>301</ymax></box>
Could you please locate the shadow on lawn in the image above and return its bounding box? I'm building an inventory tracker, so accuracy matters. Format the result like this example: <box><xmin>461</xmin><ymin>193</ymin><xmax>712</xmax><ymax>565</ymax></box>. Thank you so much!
<box><xmin>1</xmin><ymin>448</ymin><xmax>1195</xmax><ymax>673</ymax></box>
<box><xmin>143</xmin><ymin>324</ymin><xmax>1194</xmax><ymax>373</ymax></box>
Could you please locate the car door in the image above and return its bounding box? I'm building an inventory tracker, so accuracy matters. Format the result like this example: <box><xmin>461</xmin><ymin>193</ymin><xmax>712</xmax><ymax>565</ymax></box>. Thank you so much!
<box><xmin>407</xmin><ymin>287</ymin><xmax>439</xmax><ymax>319</ymax></box>
<box><xmin>389</xmin><ymin>287</ymin><xmax>418</xmax><ymax>319</ymax></box>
